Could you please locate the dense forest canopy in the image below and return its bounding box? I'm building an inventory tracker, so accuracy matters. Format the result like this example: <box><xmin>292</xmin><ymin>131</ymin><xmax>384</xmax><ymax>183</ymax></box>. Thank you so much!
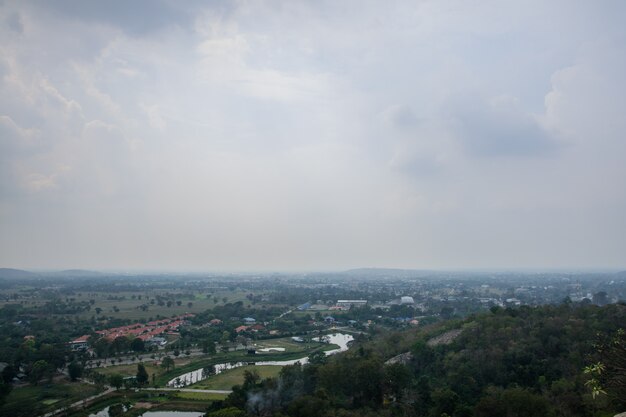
<box><xmin>209</xmin><ymin>303</ymin><xmax>625</xmax><ymax>417</ymax></box>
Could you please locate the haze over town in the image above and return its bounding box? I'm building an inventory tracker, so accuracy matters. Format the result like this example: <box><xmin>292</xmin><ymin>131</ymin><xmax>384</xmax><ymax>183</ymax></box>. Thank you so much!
<box><xmin>1</xmin><ymin>1</ymin><xmax>625</xmax><ymax>271</ymax></box>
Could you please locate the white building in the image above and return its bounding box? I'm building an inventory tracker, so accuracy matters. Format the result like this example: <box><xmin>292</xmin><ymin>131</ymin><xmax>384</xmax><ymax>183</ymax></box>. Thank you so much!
<box><xmin>336</xmin><ymin>300</ymin><xmax>368</xmax><ymax>308</ymax></box>
<box><xmin>400</xmin><ymin>296</ymin><xmax>415</xmax><ymax>305</ymax></box>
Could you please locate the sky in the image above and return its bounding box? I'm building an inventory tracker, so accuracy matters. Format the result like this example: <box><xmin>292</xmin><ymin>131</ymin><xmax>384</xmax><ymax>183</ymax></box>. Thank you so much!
<box><xmin>0</xmin><ymin>0</ymin><xmax>625</xmax><ymax>272</ymax></box>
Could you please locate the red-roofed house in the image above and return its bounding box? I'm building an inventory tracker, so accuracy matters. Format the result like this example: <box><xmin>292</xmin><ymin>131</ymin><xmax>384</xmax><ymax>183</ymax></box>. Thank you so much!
<box><xmin>235</xmin><ymin>325</ymin><xmax>249</xmax><ymax>333</ymax></box>
<box><xmin>70</xmin><ymin>335</ymin><xmax>90</xmax><ymax>351</ymax></box>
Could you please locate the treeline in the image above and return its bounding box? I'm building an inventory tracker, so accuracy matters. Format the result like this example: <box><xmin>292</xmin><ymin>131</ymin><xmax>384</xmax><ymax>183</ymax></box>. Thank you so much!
<box><xmin>208</xmin><ymin>303</ymin><xmax>625</xmax><ymax>417</ymax></box>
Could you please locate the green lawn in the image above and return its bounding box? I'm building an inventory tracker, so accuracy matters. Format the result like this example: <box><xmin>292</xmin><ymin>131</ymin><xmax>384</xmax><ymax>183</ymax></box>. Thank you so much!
<box><xmin>192</xmin><ymin>365</ymin><xmax>283</xmax><ymax>390</ymax></box>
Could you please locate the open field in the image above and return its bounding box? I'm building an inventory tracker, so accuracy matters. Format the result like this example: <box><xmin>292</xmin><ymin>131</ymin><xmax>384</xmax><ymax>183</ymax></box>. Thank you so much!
<box><xmin>0</xmin><ymin>287</ymin><xmax>260</xmax><ymax>322</ymax></box>
<box><xmin>0</xmin><ymin>382</ymin><xmax>102</xmax><ymax>417</ymax></box>
<box><xmin>192</xmin><ymin>365</ymin><xmax>283</xmax><ymax>390</ymax></box>
<box><xmin>96</xmin><ymin>361</ymin><xmax>162</xmax><ymax>378</ymax></box>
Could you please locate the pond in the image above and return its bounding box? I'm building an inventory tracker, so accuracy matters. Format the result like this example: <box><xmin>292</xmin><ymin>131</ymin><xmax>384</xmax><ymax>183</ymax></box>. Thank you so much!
<box><xmin>88</xmin><ymin>404</ymin><xmax>130</xmax><ymax>417</ymax></box>
<box><xmin>168</xmin><ymin>333</ymin><xmax>354</xmax><ymax>387</ymax></box>
<box><xmin>89</xmin><ymin>405</ymin><xmax>201</xmax><ymax>417</ymax></box>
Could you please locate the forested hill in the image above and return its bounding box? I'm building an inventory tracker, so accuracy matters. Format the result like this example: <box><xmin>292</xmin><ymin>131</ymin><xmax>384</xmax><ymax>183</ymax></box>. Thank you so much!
<box><xmin>209</xmin><ymin>303</ymin><xmax>625</xmax><ymax>417</ymax></box>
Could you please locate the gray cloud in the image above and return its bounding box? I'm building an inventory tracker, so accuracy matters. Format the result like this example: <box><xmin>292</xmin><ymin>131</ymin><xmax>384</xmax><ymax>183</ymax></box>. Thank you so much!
<box><xmin>5</xmin><ymin>11</ymin><xmax>23</xmax><ymax>33</ymax></box>
<box><xmin>446</xmin><ymin>95</ymin><xmax>559</xmax><ymax>157</ymax></box>
<box><xmin>30</xmin><ymin>0</ymin><xmax>202</xmax><ymax>35</ymax></box>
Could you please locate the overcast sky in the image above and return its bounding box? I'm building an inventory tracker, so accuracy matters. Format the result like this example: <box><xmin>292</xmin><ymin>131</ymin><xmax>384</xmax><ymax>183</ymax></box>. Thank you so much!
<box><xmin>1</xmin><ymin>1</ymin><xmax>625</xmax><ymax>271</ymax></box>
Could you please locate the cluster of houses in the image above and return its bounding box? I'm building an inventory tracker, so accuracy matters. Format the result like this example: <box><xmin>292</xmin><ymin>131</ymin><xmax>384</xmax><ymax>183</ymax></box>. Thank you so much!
<box><xmin>298</xmin><ymin>297</ymin><xmax>416</xmax><ymax>312</ymax></box>
<box><xmin>69</xmin><ymin>313</ymin><xmax>194</xmax><ymax>351</ymax></box>
<box><xmin>235</xmin><ymin>317</ymin><xmax>266</xmax><ymax>333</ymax></box>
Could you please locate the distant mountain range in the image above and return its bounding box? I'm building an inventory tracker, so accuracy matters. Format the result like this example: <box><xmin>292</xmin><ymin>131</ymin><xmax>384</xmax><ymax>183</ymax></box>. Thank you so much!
<box><xmin>0</xmin><ymin>268</ymin><xmax>39</xmax><ymax>279</ymax></box>
<box><xmin>341</xmin><ymin>267</ymin><xmax>441</xmax><ymax>278</ymax></box>
<box><xmin>0</xmin><ymin>267</ymin><xmax>624</xmax><ymax>279</ymax></box>
<box><xmin>0</xmin><ymin>268</ymin><xmax>104</xmax><ymax>279</ymax></box>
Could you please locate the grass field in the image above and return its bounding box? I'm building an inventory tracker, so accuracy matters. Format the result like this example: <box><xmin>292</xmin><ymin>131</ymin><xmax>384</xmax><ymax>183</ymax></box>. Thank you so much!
<box><xmin>0</xmin><ymin>382</ymin><xmax>102</xmax><ymax>416</ymax></box>
<box><xmin>192</xmin><ymin>365</ymin><xmax>283</xmax><ymax>390</ymax></box>
<box><xmin>172</xmin><ymin>391</ymin><xmax>229</xmax><ymax>401</ymax></box>
<box><xmin>0</xmin><ymin>287</ymin><xmax>259</xmax><ymax>322</ymax></box>
<box><xmin>253</xmin><ymin>337</ymin><xmax>326</xmax><ymax>353</ymax></box>
<box><xmin>97</xmin><ymin>361</ymin><xmax>162</xmax><ymax>378</ymax></box>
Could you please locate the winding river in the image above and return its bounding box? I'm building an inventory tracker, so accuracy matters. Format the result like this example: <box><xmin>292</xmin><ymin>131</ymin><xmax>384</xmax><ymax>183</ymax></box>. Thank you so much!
<box><xmin>167</xmin><ymin>333</ymin><xmax>354</xmax><ymax>388</ymax></box>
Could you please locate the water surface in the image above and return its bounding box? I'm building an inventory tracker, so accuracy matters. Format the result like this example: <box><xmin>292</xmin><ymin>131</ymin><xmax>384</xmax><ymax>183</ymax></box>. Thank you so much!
<box><xmin>168</xmin><ymin>333</ymin><xmax>354</xmax><ymax>387</ymax></box>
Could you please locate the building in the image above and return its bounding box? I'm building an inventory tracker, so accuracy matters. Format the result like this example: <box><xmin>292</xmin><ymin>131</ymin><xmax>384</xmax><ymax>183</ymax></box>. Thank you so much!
<box><xmin>400</xmin><ymin>296</ymin><xmax>415</xmax><ymax>305</ymax></box>
<box><xmin>146</xmin><ymin>337</ymin><xmax>167</xmax><ymax>347</ymax></box>
<box><xmin>69</xmin><ymin>335</ymin><xmax>90</xmax><ymax>351</ymax></box>
<box><xmin>336</xmin><ymin>300</ymin><xmax>368</xmax><ymax>309</ymax></box>
<box><xmin>243</xmin><ymin>317</ymin><xmax>256</xmax><ymax>324</ymax></box>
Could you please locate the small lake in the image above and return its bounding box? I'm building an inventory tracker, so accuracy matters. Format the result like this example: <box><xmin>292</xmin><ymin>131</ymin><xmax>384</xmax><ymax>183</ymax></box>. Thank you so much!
<box><xmin>168</xmin><ymin>333</ymin><xmax>354</xmax><ymax>387</ymax></box>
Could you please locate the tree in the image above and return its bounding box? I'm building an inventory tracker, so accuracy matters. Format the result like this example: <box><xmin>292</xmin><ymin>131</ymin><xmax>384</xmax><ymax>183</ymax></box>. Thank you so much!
<box><xmin>384</xmin><ymin>363</ymin><xmax>411</xmax><ymax>400</ymax></box>
<box><xmin>92</xmin><ymin>371</ymin><xmax>107</xmax><ymax>387</ymax></box>
<box><xmin>68</xmin><ymin>361</ymin><xmax>83</xmax><ymax>381</ymax></box>
<box><xmin>206</xmin><ymin>407</ymin><xmax>247</xmax><ymax>417</ymax></box>
<box><xmin>131</xmin><ymin>337</ymin><xmax>145</xmax><ymax>352</ymax></box>
<box><xmin>243</xmin><ymin>369</ymin><xmax>261</xmax><ymax>389</ymax></box>
<box><xmin>161</xmin><ymin>356</ymin><xmax>175</xmax><ymax>372</ymax></box>
<box><xmin>203</xmin><ymin>340</ymin><xmax>216</xmax><ymax>354</ymax></box>
<box><xmin>136</xmin><ymin>363</ymin><xmax>148</xmax><ymax>385</ymax></box>
<box><xmin>1</xmin><ymin>365</ymin><xmax>17</xmax><ymax>383</ymax></box>
<box><xmin>202</xmin><ymin>365</ymin><xmax>216</xmax><ymax>379</ymax></box>
<box><xmin>0</xmin><ymin>378</ymin><xmax>11</xmax><ymax>408</ymax></box>
<box><xmin>221</xmin><ymin>331</ymin><xmax>231</xmax><ymax>345</ymax></box>
<box><xmin>108</xmin><ymin>403</ymin><xmax>124</xmax><ymax>417</ymax></box>
<box><xmin>585</xmin><ymin>328</ymin><xmax>626</xmax><ymax>406</ymax></box>
<box><xmin>112</xmin><ymin>336</ymin><xmax>130</xmax><ymax>354</ymax></box>
<box><xmin>108</xmin><ymin>373</ymin><xmax>124</xmax><ymax>390</ymax></box>
<box><xmin>308</xmin><ymin>350</ymin><xmax>327</xmax><ymax>366</ymax></box>
<box><xmin>29</xmin><ymin>360</ymin><xmax>51</xmax><ymax>385</ymax></box>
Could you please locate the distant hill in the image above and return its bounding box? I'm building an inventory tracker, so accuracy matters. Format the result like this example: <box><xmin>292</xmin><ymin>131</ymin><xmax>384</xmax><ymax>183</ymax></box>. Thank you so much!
<box><xmin>58</xmin><ymin>269</ymin><xmax>103</xmax><ymax>277</ymax></box>
<box><xmin>342</xmin><ymin>267</ymin><xmax>438</xmax><ymax>278</ymax></box>
<box><xmin>0</xmin><ymin>268</ymin><xmax>38</xmax><ymax>279</ymax></box>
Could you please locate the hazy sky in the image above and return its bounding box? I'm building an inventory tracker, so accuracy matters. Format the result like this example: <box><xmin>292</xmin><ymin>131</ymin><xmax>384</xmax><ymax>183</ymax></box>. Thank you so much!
<box><xmin>1</xmin><ymin>1</ymin><xmax>625</xmax><ymax>271</ymax></box>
